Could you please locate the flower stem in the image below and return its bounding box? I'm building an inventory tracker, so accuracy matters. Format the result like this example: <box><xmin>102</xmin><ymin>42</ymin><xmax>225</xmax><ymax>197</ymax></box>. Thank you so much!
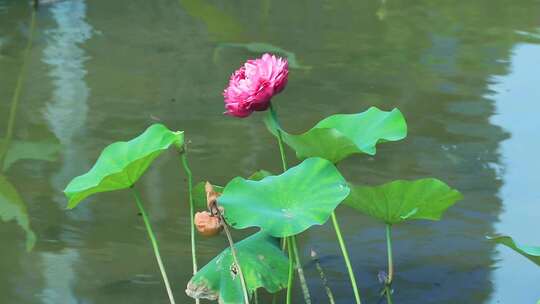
<box><xmin>331</xmin><ymin>212</ymin><xmax>362</xmax><ymax>304</ymax></box>
<box><xmin>269</xmin><ymin>103</ymin><xmax>288</xmax><ymax>172</ymax></box>
<box><xmin>269</xmin><ymin>103</ymin><xmax>312</xmax><ymax>304</ymax></box>
<box><xmin>180</xmin><ymin>152</ymin><xmax>200</xmax><ymax>304</ymax></box>
<box><xmin>131</xmin><ymin>187</ymin><xmax>176</xmax><ymax>304</ymax></box>
<box><xmin>385</xmin><ymin>224</ymin><xmax>394</xmax><ymax>304</ymax></box>
<box><xmin>286</xmin><ymin>237</ymin><xmax>294</xmax><ymax>304</ymax></box>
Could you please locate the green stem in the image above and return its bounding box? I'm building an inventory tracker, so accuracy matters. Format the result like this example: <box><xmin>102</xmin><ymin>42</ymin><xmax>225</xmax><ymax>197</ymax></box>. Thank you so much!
<box><xmin>0</xmin><ymin>9</ymin><xmax>36</xmax><ymax>167</ymax></box>
<box><xmin>214</xmin><ymin>204</ymin><xmax>249</xmax><ymax>304</ymax></box>
<box><xmin>384</xmin><ymin>285</ymin><xmax>392</xmax><ymax>304</ymax></box>
<box><xmin>269</xmin><ymin>103</ymin><xmax>288</xmax><ymax>172</ymax></box>
<box><xmin>386</xmin><ymin>224</ymin><xmax>393</xmax><ymax>283</ymax></box>
<box><xmin>291</xmin><ymin>236</ymin><xmax>311</xmax><ymax>304</ymax></box>
<box><xmin>221</xmin><ymin>218</ymin><xmax>250</xmax><ymax>304</ymax></box>
<box><xmin>131</xmin><ymin>188</ymin><xmax>176</xmax><ymax>304</ymax></box>
<box><xmin>331</xmin><ymin>212</ymin><xmax>362</xmax><ymax>304</ymax></box>
<box><xmin>286</xmin><ymin>237</ymin><xmax>294</xmax><ymax>304</ymax></box>
<box><xmin>385</xmin><ymin>224</ymin><xmax>394</xmax><ymax>304</ymax></box>
<box><xmin>269</xmin><ymin>103</ymin><xmax>312</xmax><ymax>304</ymax></box>
<box><xmin>384</xmin><ymin>285</ymin><xmax>393</xmax><ymax>304</ymax></box>
<box><xmin>180</xmin><ymin>152</ymin><xmax>200</xmax><ymax>304</ymax></box>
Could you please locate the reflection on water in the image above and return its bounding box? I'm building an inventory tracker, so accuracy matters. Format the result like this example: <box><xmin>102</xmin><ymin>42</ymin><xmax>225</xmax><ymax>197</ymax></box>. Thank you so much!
<box><xmin>43</xmin><ymin>0</ymin><xmax>92</xmax><ymax>220</ymax></box>
<box><xmin>40</xmin><ymin>0</ymin><xmax>92</xmax><ymax>302</ymax></box>
<box><xmin>0</xmin><ymin>0</ymin><xmax>539</xmax><ymax>303</ymax></box>
<box><xmin>0</xmin><ymin>0</ymin><xmax>38</xmax><ymax>253</ymax></box>
<box><xmin>489</xmin><ymin>43</ymin><xmax>540</xmax><ymax>303</ymax></box>
<box><xmin>39</xmin><ymin>248</ymin><xmax>80</xmax><ymax>304</ymax></box>
<box><xmin>214</xmin><ymin>42</ymin><xmax>310</xmax><ymax>69</ymax></box>
<box><xmin>179</xmin><ymin>0</ymin><xmax>245</xmax><ymax>42</ymax></box>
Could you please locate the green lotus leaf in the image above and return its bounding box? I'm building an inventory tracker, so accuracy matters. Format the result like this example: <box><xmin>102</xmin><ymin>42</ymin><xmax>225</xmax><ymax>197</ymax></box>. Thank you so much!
<box><xmin>64</xmin><ymin>124</ymin><xmax>184</xmax><ymax>209</ymax></box>
<box><xmin>0</xmin><ymin>175</ymin><xmax>36</xmax><ymax>251</ymax></box>
<box><xmin>0</xmin><ymin>139</ymin><xmax>61</xmax><ymax>171</ymax></box>
<box><xmin>264</xmin><ymin>107</ymin><xmax>407</xmax><ymax>163</ymax></box>
<box><xmin>186</xmin><ymin>231</ymin><xmax>288</xmax><ymax>303</ymax></box>
<box><xmin>218</xmin><ymin>157</ymin><xmax>350</xmax><ymax>237</ymax></box>
<box><xmin>344</xmin><ymin>178</ymin><xmax>463</xmax><ymax>224</ymax></box>
<box><xmin>487</xmin><ymin>235</ymin><xmax>540</xmax><ymax>266</ymax></box>
<box><xmin>192</xmin><ymin>170</ymin><xmax>273</xmax><ymax>210</ymax></box>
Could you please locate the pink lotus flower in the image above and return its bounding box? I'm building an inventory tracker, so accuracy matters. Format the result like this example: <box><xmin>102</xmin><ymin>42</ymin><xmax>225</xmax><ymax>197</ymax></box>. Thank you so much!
<box><xmin>223</xmin><ymin>53</ymin><xmax>289</xmax><ymax>117</ymax></box>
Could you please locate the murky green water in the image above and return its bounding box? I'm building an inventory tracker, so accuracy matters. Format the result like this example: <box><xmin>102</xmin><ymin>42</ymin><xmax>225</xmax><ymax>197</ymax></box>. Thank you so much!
<box><xmin>1</xmin><ymin>0</ymin><xmax>539</xmax><ymax>303</ymax></box>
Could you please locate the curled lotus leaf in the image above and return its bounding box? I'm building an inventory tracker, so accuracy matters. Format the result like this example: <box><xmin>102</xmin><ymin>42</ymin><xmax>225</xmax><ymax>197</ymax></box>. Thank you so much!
<box><xmin>186</xmin><ymin>231</ymin><xmax>288</xmax><ymax>303</ymax></box>
<box><xmin>264</xmin><ymin>106</ymin><xmax>407</xmax><ymax>163</ymax></box>
<box><xmin>218</xmin><ymin>157</ymin><xmax>350</xmax><ymax>237</ymax></box>
<box><xmin>64</xmin><ymin>124</ymin><xmax>184</xmax><ymax>209</ymax></box>
<box><xmin>487</xmin><ymin>235</ymin><xmax>540</xmax><ymax>266</ymax></box>
<box><xmin>344</xmin><ymin>178</ymin><xmax>463</xmax><ymax>224</ymax></box>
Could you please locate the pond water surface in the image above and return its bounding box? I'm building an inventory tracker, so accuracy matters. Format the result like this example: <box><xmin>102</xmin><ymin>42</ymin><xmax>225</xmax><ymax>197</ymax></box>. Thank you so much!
<box><xmin>1</xmin><ymin>0</ymin><xmax>539</xmax><ymax>303</ymax></box>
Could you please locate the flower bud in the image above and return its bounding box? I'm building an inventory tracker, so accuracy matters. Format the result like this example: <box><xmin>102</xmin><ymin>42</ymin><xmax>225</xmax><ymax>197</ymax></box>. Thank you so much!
<box><xmin>194</xmin><ymin>211</ymin><xmax>222</xmax><ymax>237</ymax></box>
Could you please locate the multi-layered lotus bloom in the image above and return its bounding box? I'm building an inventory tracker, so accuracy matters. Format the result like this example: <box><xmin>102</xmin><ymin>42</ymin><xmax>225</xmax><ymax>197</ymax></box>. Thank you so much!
<box><xmin>223</xmin><ymin>53</ymin><xmax>289</xmax><ymax>117</ymax></box>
